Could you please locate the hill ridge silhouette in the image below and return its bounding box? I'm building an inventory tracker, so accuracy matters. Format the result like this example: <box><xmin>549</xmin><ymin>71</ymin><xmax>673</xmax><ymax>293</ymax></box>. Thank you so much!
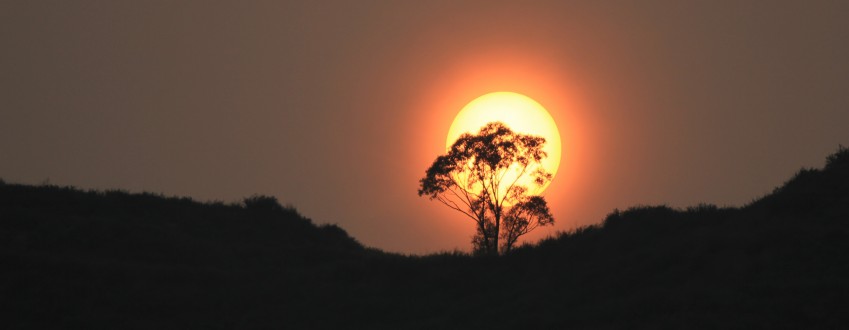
<box><xmin>2</xmin><ymin>146</ymin><xmax>847</xmax><ymax>328</ymax></box>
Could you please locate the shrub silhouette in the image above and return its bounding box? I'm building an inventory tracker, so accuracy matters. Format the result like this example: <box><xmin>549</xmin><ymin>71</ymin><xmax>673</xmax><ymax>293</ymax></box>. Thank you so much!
<box><xmin>418</xmin><ymin>122</ymin><xmax>555</xmax><ymax>255</ymax></box>
<box><xmin>826</xmin><ymin>144</ymin><xmax>848</xmax><ymax>170</ymax></box>
<box><xmin>243</xmin><ymin>194</ymin><xmax>284</xmax><ymax>212</ymax></box>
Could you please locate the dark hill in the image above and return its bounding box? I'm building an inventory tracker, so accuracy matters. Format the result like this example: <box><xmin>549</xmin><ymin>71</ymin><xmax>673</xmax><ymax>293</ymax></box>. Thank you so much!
<box><xmin>2</xmin><ymin>146</ymin><xmax>848</xmax><ymax>329</ymax></box>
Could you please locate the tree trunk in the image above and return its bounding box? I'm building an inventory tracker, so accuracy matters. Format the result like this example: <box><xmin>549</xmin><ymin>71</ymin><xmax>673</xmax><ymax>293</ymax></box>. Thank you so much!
<box><xmin>493</xmin><ymin>209</ymin><xmax>501</xmax><ymax>255</ymax></box>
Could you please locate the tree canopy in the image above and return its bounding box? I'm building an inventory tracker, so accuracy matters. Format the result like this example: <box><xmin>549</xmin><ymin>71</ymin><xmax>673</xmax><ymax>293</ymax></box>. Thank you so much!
<box><xmin>418</xmin><ymin>122</ymin><xmax>555</xmax><ymax>255</ymax></box>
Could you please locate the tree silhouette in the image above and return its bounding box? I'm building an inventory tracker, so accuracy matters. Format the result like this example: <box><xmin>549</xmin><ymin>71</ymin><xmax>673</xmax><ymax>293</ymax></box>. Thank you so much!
<box><xmin>418</xmin><ymin>122</ymin><xmax>555</xmax><ymax>255</ymax></box>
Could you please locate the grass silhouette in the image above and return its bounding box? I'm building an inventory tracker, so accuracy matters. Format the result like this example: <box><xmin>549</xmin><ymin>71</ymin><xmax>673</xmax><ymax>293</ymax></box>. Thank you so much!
<box><xmin>1</xmin><ymin>146</ymin><xmax>847</xmax><ymax>329</ymax></box>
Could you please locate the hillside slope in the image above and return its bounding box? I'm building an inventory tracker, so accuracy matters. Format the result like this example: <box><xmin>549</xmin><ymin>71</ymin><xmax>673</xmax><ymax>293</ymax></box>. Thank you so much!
<box><xmin>0</xmin><ymin>187</ymin><xmax>369</xmax><ymax>328</ymax></box>
<box><xmin>504</xmin><ymin>146</ymin><xmax>849</xmax><ymax>328</ymax></box>
<box><xmin>1</xmin><ymin>147</ymin><xmax>847</xmax><ymax>329</ymax></box>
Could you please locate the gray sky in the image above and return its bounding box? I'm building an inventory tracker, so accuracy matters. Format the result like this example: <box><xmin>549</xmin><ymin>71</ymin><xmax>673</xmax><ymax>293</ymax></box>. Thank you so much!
<box><xmin>2</xmin><ymin>1</ymin><xmax>848</xmax><ymax>253</ymax></box>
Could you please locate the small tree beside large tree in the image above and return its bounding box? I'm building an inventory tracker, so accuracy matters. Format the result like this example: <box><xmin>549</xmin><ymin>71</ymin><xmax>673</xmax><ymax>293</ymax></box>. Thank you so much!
<box><xmin>418</xmin><ymin>122</ymin><xmax>555</xmax><ymax>255</ymax></box>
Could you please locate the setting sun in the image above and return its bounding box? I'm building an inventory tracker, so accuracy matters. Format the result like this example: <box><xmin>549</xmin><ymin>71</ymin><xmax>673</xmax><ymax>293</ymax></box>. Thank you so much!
<box><xmin>446</xmin><ymin>92</ymin><xmax>562</xmax><ymax>194</ymax></box>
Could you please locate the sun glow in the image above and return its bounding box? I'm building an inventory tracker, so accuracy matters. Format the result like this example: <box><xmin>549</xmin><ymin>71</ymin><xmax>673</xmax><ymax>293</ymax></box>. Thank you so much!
<box><xmin>447</xmin><ymin>92</ymin><xmax>562</xmax><ymax>195</ymax></box>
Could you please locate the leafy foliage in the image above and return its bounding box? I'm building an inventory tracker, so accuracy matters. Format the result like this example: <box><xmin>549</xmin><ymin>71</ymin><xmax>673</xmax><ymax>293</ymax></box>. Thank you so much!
<box><xmin>418</xmin><ymin>122</ymin><xmax>555</xmax><ymax>255</ymax></box>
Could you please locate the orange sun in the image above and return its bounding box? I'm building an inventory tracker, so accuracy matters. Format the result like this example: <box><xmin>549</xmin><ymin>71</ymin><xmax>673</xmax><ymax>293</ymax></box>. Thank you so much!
<box><xmin>447</xmin><ymin>91</ymin><xmax>562</xmax><ymax>194</ymax></box>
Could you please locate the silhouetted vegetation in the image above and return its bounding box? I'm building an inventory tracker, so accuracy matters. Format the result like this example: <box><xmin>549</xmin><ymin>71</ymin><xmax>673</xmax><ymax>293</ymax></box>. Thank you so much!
<box><xmin>419</xmin><ymin>122</ymin><xmax>555</xmax><ymax>255</ymax></box>
<box><xmin>2</xmin><ymin>146</ymin><xmax>849</xmax><ymax>329</ymax></box>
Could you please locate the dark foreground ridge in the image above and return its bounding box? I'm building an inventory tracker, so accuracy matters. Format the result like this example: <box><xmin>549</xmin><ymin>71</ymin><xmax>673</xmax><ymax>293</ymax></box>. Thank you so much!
<box><xmin>2</xmin><ymin>147</ymin><xmax>848</xmax><ymax>329</ymax></box>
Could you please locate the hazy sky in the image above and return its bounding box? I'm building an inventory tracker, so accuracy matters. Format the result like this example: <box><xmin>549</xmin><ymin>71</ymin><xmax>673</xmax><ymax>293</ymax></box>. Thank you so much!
<box><xmin>2</xmin><ymin>1</ymin><xmax>848</xmax><ymax>253</ymax></box>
